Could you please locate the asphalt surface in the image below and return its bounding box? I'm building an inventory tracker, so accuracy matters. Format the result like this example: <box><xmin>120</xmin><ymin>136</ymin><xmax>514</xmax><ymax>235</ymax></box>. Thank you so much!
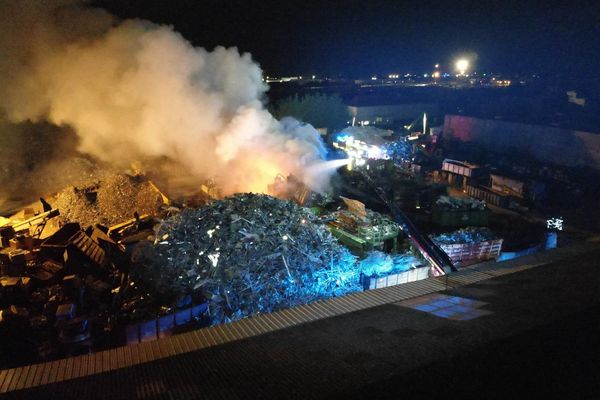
<box><xmin>5</xmin><ymin>245</ymin><xmax>600</xmax><ymax>399</ymax></box>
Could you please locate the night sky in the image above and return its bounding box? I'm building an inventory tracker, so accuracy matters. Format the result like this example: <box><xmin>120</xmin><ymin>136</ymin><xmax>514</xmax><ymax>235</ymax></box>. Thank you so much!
<box><xmin>97</xmin><ymin>0</ymin><xmax>599</xmax><ymax>78</ymax></box>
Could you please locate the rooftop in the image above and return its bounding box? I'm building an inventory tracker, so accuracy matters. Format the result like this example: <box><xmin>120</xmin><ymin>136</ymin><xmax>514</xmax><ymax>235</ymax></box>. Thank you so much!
<box><xmin>1</xmin><ymin>240</ymin><xmax>599</xmax><ymax>399</ymax></box>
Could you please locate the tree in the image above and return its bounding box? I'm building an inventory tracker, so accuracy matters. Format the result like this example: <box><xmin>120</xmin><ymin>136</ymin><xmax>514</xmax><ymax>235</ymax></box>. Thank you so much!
<box><xmin>274</xmin><ymin>93</ymin><xmax>350</xmax><ymax>133</ymax></box>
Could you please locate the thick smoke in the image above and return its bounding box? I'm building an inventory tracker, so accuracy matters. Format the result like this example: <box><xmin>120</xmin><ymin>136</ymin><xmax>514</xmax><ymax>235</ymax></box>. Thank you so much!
<box><xmin>0</xmin><ymin>0</ymin><xmax>329</xmax><ymax>200</ymax></box>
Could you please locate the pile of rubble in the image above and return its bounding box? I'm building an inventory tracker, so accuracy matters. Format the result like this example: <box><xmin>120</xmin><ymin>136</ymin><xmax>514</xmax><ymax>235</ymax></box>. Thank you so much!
<box><xmin>52</xmin><ymin>174</ymin><xmax>166</xmax><ymax>227</ymax></box>
<box><xmin>431</xmin><ymin>227</ymin><xmax>496</xmax><ymax>245</ymax></box>
<box><xmin>136</xmin><ymin>193</ymin><xmax>359</xmax><ymax>324</ymax></box>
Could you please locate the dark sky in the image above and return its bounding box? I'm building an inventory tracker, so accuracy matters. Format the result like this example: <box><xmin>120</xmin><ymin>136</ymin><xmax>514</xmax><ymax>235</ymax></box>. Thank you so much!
<box><xmin>97</xmin><ymin>0</ymin><xmax>600</xmax><ymax>77</ymax></box>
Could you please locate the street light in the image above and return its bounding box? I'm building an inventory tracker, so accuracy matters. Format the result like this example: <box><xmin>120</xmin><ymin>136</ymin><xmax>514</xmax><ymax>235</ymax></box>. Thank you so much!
<box><xmin>455</xmin><ymin>59</ymin><xmax>469</xmax><ymax>75</ymax></box>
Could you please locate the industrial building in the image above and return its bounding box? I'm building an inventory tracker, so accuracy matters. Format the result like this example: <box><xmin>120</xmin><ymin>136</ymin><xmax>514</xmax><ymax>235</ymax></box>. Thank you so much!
<box><xmin>443</xmin><ymin>114</ymin><xmax>600</xmax><ymax>170</ymax></box>
<box><xmin>346</xmin><ymin>95</ymin><xmax>439</xmax><ymax>129</ymax></box>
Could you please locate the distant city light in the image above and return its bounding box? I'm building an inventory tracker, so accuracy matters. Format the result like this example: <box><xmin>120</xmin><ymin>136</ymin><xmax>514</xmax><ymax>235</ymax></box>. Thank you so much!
<box><xmin>434</xmin><ymin>64</ymin><xmax>440</xmax><ymax>69</ymax></box>
<box><xmin>432</xmin><ymin>71</ymin><xmax>440</xmax><ymax>78</ymax></box>
<box><xmin>388</xmin><ymin>74</ymin><xmax>399</xmax><ymax>79</ymax></box>
<box><xmin>455</xmin><ymin>58</ymin><xmax>469</xmax><ymax>75</ymax></box>
<box><xmin>495</xmin><ymin>79</ymin><xmax>511</xmax><ymax>86</ymax></box>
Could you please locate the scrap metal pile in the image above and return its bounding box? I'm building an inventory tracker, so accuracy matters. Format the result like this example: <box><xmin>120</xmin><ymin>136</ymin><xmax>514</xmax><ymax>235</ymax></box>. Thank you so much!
<box><xmin>52</xmin><ymin>174</ymin><xmax>166</xmax><ymax>227</ymax></box>
<box><xmin>435</xmin><ymin>195</ymin><xmax>486</xmax><ymax>210</ymax></box>
<box><xmin>329</xmin><ymin>207</ymin><xmax>400</xmax><ymax>245</ymax></box>
<box><xmin>137</xmin><ymin>193</ymin><xmax>360</xmax><ymax>325</ymax></box>
<box><xmin>359</xmin><ymin>250</ymin><xmax>421</xmax><ymax>277</ymax></box>
<box><xmin>0</xmin><ymin>208</ymin><xmax>128</xmax><ymax>366</ymax></box>
<box><xmin>384</xmin><ymin>139</ymin><xmax>412</xmax><ymax>164</ymax></box>
<box><xmin>351</xmin><ymin>210</ymin><xmax>399</xmax><ymax>242</ymax></box>
<box><xmin>267</xmin><ymin>174</ymin><xmax>331</xmax><ymax>206</ymax></box>
<box><xmin>0</xmin><ymin>172</ymin><xmax>435</xmax><ymax>364</ymax></box>
<box><xmin>431</xmin><ymin>227</ymin><xmax>496</xmax><ymax>245</ymax></box>
<box><xmin>0</xmin><ymin>173</ymin><xmax>172</xmax><ymax>367</ymax></box>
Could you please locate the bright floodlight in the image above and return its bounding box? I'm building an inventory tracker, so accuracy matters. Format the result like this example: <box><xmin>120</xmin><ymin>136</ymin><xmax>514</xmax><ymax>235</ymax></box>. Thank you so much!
<box><xmin>455</xmin><ymin>59</ymin><xmax>469</xmax><ymax>75</ymax></box>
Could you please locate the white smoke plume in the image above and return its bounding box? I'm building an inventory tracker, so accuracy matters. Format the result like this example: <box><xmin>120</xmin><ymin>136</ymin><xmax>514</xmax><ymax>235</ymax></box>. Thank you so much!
<box><xmin>0</xmin><ymin>0</ymin><xmax>329</xmax><ymax>198</ymax></box>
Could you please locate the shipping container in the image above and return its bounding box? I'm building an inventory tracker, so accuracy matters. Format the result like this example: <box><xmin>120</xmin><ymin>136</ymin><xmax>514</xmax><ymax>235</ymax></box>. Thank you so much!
<box><xmin>432</xmin><ymin>207</ymin><xmax>489</xmax><ymax>227</ymax></box>
<box><xmin>490</xmin><ymin>174</ymin><xmax>525</xmax><ymax>197</ymax></box>
<box><xmin>466</xmin><ymin>184</ymin><xmax>511</xmax><ymax>208</ymax></box>
<box><xmin>438</xmin><ymin>239</ymin><xmax>503</xmax><ymax>265</ymax></box>
<box><xmin>126</xmin><ymin>303</ymin><xmax>208</xmax><ymax>345</ymax></box>
<box><xmin>442</xmin><ymin>159</ymin><xmax>484</xmax><ymax>178</ymax></box>
<box><xmin>361</xmin><ymin>265</ymin><xmax>430</xmax><ymax>290</ymax></box>
<box><xmin>329</xmin><ymin>227</ymin><xmax>369</xmax><ymax>256</ymax></box>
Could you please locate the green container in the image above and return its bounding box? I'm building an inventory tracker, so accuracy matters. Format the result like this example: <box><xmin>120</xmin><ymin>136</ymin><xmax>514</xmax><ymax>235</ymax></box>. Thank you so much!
<box><xmin>329</xmin><ymin>227</ymin><xmax>369</xmax><ymax>256</ymax></box>
<box><xmin>432</xmin><ymin>207</ymin><xmax>489</xmax><ymax>227</ymax></box>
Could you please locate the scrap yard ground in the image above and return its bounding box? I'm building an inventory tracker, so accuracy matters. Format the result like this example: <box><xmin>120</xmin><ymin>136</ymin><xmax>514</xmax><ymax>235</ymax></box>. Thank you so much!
<box><xmin>2</xmin><ymin>240</ymin><xmax>599</xmax><ymax>399</ymax></box>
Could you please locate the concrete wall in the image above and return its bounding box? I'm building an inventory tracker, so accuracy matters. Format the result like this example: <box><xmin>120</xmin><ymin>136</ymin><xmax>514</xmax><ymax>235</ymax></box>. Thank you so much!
<box><xmin>443</xmin><ymin>115</ymin><xmax>600</xmax><ymax>170</ymax></box>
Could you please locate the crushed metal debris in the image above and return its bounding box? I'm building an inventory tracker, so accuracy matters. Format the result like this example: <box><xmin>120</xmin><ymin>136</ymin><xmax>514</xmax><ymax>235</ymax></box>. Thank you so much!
<box><xmin>435</xmin><ymin>195</ymin><xmax>486</xmax><ymax>210</ymax></box>
<box><xmin>359</xmin><ymin>251</ymin><xmax>421</xmax><ymax>277</ymax></box>
<box><xmin>134</xmin><ymin>193</ymin><xmax>360</xmax><ymax>324</ymax></box>
<box><xmin>52</xmin><ymin>174</ymin><xmax>166</xmax><ymax>227</ymax></box>
<box><xmin>431</xmin><ymin>227</ymin><xmax>497</xmax><ymax>245</ymax></box>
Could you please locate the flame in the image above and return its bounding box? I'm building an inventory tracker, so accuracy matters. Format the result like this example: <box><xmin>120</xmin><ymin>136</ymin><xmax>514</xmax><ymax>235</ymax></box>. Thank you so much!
<box><xmin>245</xmin><ymin>159</ymin><xmax>285</xmax><ymax>194</ymax></box>
<box><xmin>216</xmin><ymin>157</ymin><xmax>288</xmax><ymax>196</ymax></box>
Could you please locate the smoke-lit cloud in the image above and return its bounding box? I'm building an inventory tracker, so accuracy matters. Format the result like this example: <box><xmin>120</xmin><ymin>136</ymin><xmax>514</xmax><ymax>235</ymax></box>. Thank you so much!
<box><xmin>0</xmin><ymin>0</ymin><xmax>330</xmax><ymax>200</ymax></box>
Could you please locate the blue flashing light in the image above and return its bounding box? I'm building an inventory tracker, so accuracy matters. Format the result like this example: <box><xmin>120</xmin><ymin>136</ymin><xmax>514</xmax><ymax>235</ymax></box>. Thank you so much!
<box><xmin>335</xmin><ymin>133</ymin><xmax>351</xmax><ymax>143</ymax></box>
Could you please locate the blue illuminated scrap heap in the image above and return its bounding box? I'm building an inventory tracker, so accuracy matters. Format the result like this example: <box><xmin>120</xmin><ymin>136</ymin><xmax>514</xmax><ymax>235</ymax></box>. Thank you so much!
<box><xmin>359</xmin><ymin>251</ymin><xmax>421</xmax><ymax>277</ymax></box>
<box><xmin>143</xmin><ymin>194</ymin><xmax>362</xmax><ymax>325</ymax></box>
<box><xmin>430</xmin><ymin>227</ymin><xmax>496</xmax><ymax>245</ymax></box>
<box><xmin>384</xmin><ymin>139</ymin><xmax>412</xmax><ymax>164</ymax></box>
<box><xmin>138</xmin><ymin>194</ymin><xmax>427</xmax><ymax>325</ymax></box>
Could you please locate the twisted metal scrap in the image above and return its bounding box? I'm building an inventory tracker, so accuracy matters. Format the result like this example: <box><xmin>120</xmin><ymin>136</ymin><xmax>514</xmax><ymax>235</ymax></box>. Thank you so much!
<box><xmin>142</xmin><ymin>194</ymin><xmax>360</xmax><ymax>324</ymax></box>
<box><xmin>431</xmin><ymin>227</ymin><xmax>496</xmax><ymax>245</ymax></box>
